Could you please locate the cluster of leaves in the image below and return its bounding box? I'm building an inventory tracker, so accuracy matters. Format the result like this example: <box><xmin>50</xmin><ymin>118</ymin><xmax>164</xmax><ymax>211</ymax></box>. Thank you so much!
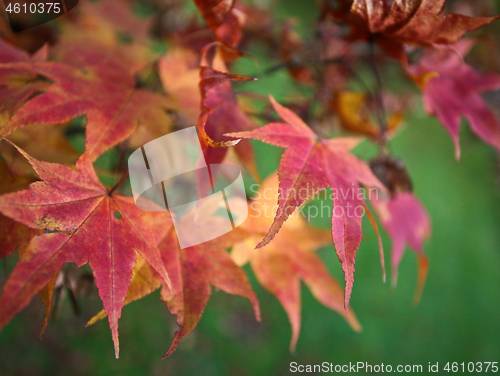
<box><xmin>0</xmin><ymin>0</ymin><xmax>499</xmax><ymax>359</ymax></box>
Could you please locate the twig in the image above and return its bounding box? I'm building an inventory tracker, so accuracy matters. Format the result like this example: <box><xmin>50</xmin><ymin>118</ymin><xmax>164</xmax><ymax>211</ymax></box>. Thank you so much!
<box><xmin>368</xmin><ymin>40</ymin><xmax>389</xmax><ymax>149</ymax></box>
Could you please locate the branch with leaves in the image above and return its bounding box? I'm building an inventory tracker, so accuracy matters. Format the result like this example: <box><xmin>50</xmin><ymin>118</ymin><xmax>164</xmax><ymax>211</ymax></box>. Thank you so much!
<box><xmin>0</xmin><ymin>0</ymin><xmax>499</xmax><ymax>360</ymax></box>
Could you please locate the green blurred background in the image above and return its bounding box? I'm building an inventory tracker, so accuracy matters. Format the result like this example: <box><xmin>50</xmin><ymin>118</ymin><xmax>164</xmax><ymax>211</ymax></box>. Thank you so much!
<box><xmin>1</xmin><ymin>0</ymin><xmax>500</xmax><ymax>375</ymax></box>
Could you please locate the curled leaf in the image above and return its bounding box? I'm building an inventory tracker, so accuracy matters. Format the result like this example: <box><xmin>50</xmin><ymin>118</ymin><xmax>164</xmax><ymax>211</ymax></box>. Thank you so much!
<box><xmin>197</xmin><ymin>43</ymin><xmax>256</xmax><ymax>150</ymax></box>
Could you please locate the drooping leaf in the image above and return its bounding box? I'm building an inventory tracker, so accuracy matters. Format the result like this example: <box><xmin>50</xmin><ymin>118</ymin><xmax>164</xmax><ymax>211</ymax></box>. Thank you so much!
<box><xmin>0</xmin><ymin>141</ymin><xmax>172</xmax><ymax>358</ymax></box>
<box><xmin>408</xmin><ymin>39</ymin><xmax>500</xmax><ymax>159</ymax></box>
<box><xmin>38</xmin><ymin>269</ymin><xmax>60</xmax><ymax>340</ymax></box>
<box><xmin>232</xmin><ymin>173</ymin><xmax>361</xmax><ymax>351</ymax></box>
<box><xmin>160</xmin><ymin>45</ymin><xmax>259</xmax><ymax>177</ymax></box>
<box><xmin>227</xmin><ymin>96</ymin><xmax>386</xmax><ymax>309</ymax></box>
<box><xmin>372</xmin><ymin>192</ymin><xmax>431</xmax><ymax>302</ymax></box>
<box><xmin>197</xmin><ymin>44</ymin><xmax>256</xmax><ymax>147</ymax></box>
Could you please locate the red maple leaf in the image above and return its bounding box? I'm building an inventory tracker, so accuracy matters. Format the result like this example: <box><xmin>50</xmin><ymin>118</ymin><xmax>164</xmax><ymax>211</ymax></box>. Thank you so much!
<box><xmin>0</xmin><ymin>141</ymin><xmax>171</xmax><ymax>358</ymax></box>
<box><xmin>160</xmin><ymin>45</ymin><xmax>259</xmax><ymax>177</ymax></box>
<box><xmin>0</xmin><ymin>43</ymin><xmax>170</xmax><ymax>161</ymax></box>
<box><xmin>86</xmin><ymin>212</ymin><xmax>260</xmax><ymax>359</ymax></box>
<box><xmin>408</xmin><ymin>39</ymin><xmax>500</xmax><ymax>159</ymax></box>
<box><xmin>227</xmin><ymin>96</ymin><xmax>386</xmax><ymax>309</ymax></box>
<box><xmin>372</xmin><ymin>192</ymin><xmax>431</xmax><ymax>302</ymax></box>
<box><xmin>160</xmin><ymin>230</ymin><xmax>260</xmax><ymax>358</ymax></box>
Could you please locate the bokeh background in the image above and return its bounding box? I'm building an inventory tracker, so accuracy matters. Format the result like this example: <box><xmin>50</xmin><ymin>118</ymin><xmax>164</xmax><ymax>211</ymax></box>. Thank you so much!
<box><xmin>1</xmin><ymin>0</ymin><xmax>500</xmax><ymax>375</ymax></box>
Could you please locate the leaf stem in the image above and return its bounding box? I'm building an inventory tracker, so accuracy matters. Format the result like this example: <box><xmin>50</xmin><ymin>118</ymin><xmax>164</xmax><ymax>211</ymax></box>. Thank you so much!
<box><xmin>108</xmin><ymin>168</ymin><xmax>129</xmax><ymax>196</ymax></box>
<box><xmin>368</xmin><ymin>40</ymin><xmax>389</xmax><ymax>150</ymax></box>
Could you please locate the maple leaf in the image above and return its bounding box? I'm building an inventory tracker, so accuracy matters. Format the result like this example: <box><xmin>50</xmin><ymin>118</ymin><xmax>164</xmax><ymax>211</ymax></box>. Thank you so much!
<box><xmin>85</xmin><ymin>255</ymin><xmax>162</xmax><ymax>328</ymax></box>
<box><xmin>0</xmin><ymin>149</ymin><xmax>52</xmax><ymax>339</ymax></box>
<box><xmin>0</xmin><ymin>141</ymin><xmax>172</xmax><ymax>358</ymax></box>
<box><xmin>372</xmin><ymin>192</ymin><xmax>431</xmax><ymax>303</ymax></box>
<box><xmin>86</xmin><ymin>209</ymin><xmax>260</xmax><ymax>359</ymax></box>
<box><xmin>348</xmin><ymin>0</ymin><xmax>500</xmax><ymax>59</ymax></box>
<box><xmin>407</xmin><ymin>39</ymin><xmax>500</xmax><ymax>159</ymax></box>
<box><xmin>38</xmin><ymin>270</ymin><xmax>60</xmax><ymax>340</ymax></box>
<box><xmin>159</xmin><ymin>45</ymin><xmax>259</xmax><ymax>178</ymax></box>
<box><xmin>232</xmin><ymin>173</ymin><xmax>361</xmax><ymax>351</ymax></box>
<box><xmin>159</xmin><ymin>229</ymin><xmax>260</xmax><ymax>358</ymax></box>
<box><xmin>226</xmin><ymin>96</ymin><xmax>386</xmax><ymax>309</ymax></box>
<box><xmin>0</xmin><ymin>43</ymin><xmax>170</xmax><ymax>161</ymax></box>
<box><xmin>199</xmin><ymin>46</ymin><xmax>259</xmax><ymax>178</ymax></box>
<box><xmin>197</xmin><ymin>44</ymin><xmax>257</xmax><ymax>148</ymax></box>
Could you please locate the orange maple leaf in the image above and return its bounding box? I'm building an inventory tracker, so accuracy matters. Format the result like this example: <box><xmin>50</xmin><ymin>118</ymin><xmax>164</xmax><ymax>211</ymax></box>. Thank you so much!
<box><xmin>231</xmin><ymin>172</ymin><xmax>361</xmax><ymax>351</ymax></box>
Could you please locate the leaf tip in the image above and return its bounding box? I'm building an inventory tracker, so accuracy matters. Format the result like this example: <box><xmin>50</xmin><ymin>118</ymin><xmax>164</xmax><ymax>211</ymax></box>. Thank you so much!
<box><xmin>110</xmin><ymin>321</ymin><xmax>120</xmax><ymax>359</ymax></box>
<box><xmin>346</xmin><ymin>310</ymin><xmax>362</xmax><ymax>333</ymax></box>
<box><xmin>85</xmin><ymin>311</ymin><xmax>105</xmax><ymax>327</ymax></box>
<box><xmin>289</xmin><ymin>332</ymin><xmax>299</xmax><ymax>355</ymax></box>
<box><xmin>254</xmin><ymin>303</ymin><xmax>262</xmax><ymax>322</ymax></box>
<box><xmin>412</xmin><ymin>254</ymin><xmax>429</xmax><ymax>306</ymax></box>
<box><xmin>391</xmin><ymin>270</ymin><xmax>399</xmax><ymax>289</ymax></box>
<box><xmin>255</xmin><ymin>237</ymin><xmax>270</xmax><ymax>249</ymax></box>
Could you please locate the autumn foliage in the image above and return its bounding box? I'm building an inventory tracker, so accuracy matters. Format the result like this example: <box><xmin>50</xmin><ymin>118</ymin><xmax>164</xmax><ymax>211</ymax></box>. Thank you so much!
<box><xmin>0</xmin><ymin>0</ymin><xmax>499</xmax><ymax>360</ymax></box>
